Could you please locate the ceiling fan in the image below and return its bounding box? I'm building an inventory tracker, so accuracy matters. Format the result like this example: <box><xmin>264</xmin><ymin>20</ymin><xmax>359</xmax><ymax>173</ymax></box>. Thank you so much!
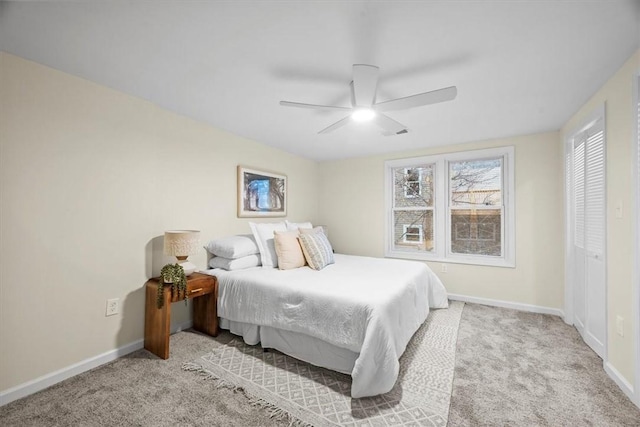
<box><xmin>280</xmin><ymin>64</ymin><xmax>457</xmax><ymax>136</ymax></box>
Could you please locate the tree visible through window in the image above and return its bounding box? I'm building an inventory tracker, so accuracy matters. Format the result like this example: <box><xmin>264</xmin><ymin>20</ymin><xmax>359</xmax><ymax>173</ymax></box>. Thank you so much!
<box><xmin>449</xmin><ymin>159</ymin><xmax>502</xmax><ymax>256</ymax></box>
<box><xmin>385</xmin><ymin>147</ymin><xmax>514</xmax><ymax>267</ymax></box>
<box><xmin>392</xmin><ymin>165</ymin><xmax>434</xmax><ymax>252</ymax></box>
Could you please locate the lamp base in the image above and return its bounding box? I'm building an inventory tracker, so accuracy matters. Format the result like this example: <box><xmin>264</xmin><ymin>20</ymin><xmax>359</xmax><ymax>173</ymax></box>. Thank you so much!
<box><xmin>178</xmin><ymin>260</ymin><xmax>197</xmax><ymax>276</ymax></box>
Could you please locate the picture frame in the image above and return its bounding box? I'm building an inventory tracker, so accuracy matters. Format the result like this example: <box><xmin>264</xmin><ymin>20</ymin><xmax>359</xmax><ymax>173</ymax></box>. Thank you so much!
<box><xmin>237</xmin><ymin>166</ymin><xmax>287</xmax><ymax>218</ymax></box>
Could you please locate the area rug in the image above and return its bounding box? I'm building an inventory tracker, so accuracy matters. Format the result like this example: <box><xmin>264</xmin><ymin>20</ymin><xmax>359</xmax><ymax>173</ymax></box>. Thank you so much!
<box><xmin>183</xmin><ymin>301</ymin><xmax>464</xmax><ymax>427</ymax></box>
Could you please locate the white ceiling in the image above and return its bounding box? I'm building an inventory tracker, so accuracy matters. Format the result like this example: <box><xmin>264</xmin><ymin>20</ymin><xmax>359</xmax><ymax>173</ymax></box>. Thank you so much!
<box><xmin>1</xmin><ymin>1</ymin><xmax>638</xmax><ymax>161</ymax></box>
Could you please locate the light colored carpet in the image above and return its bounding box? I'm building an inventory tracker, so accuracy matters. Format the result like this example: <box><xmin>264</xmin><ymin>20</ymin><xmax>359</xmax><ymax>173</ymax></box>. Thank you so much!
<box><xmin>183</xmin><ymin>302</ymin><xmax>464</xmax><ymax>427</ymax></box>
<box><xmin>1</xmin><ymin>302</ymin><xmax>639</xmax><ymax>426</ymax></box>
<box><xmin>448</xmin><ymin>303</ymin><xmax>640</xmax><ymax>426</ymax></box>
<box><xmin>0</xmin><ymin>330</ymin><xmax>288</xmax><ymax>427</ymax></box>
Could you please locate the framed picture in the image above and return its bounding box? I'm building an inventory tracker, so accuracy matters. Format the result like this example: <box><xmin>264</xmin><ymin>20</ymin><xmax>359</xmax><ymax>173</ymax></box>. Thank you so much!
<box><xmin>237</xmin><ymin>166</ymin><xmax>287</xmax><ymax>217</ymax></box>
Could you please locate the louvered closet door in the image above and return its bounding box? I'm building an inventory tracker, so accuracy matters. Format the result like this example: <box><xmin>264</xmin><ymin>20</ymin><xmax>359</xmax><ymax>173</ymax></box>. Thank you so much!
<box><xmin>573</xmin><ymin>137</ymin><xmax>587</xmax><ymax>335</ymax></box>
<box><xmin>572</xmin><ymin>119</ymin><xmax>606</xmax><ymax>359</ymax></box>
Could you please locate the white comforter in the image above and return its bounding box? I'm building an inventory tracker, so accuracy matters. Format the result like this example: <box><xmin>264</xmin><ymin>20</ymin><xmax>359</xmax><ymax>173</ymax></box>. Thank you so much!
<box><xmin>212</xmin><ymin>254</ymin><xmax>448</xmax><ymax>398</ymax></box>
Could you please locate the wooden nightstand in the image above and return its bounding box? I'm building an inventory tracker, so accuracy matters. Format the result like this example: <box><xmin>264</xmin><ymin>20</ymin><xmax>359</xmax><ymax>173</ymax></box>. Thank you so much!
<box><xmin>144</xmin><ymin>272</ymin><xmax>218</xmax><ymax>359</ymax></box>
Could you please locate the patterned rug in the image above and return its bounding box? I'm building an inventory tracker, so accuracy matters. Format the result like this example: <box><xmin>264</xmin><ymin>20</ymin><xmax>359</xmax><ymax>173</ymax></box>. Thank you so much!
<box><xmin>184</xmin><ymin>301</ymin><xmax>464</xmax><ymax>427</ymax></box>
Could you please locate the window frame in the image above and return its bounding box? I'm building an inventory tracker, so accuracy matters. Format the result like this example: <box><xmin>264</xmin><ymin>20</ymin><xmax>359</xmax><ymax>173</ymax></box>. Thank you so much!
<box><xmin>632</xmin><ymin>70</ymin><xmax>640</xmax><ymax>407</ymax></box>
<box><xmin>402</xmin><ymin>224</ymin><xmax>424</xmax><ymax>244</ymax></box>
<box><xmin>385</xmin><ymin>146</ymin><xmax>515</xmax><ymax>267</ymax></box>
<box><xmin>403</xmin><ymin>168</ymin><xmax>422</xmax><ymax>198</ymax></box>
<box><xmin>390</xmin><ymin>161</ymin><xmax>436</xmax><ymax>253</ymax></box>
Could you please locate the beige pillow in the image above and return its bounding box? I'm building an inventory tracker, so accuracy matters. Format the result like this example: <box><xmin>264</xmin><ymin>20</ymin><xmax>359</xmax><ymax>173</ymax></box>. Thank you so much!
<box><xmin>274</xmin><ymin>230</ymin><xmax>306</xmax><ymax>270</ymax></box>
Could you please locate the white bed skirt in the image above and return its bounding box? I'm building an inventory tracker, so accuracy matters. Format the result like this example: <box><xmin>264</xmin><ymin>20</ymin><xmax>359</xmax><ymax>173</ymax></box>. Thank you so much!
<box><xmin>205</xmin><ymin>254</ymin><xmax>448</xmax><ymax>397</ymax></box>
<box><xmin>219</xmin><ymin>317</ymin><xmax>358</xmax><ymax>375</ymax></box>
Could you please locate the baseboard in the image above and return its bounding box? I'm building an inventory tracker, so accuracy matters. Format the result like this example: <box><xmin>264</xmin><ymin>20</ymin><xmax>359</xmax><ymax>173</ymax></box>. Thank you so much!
<box><xmin>0</xmin><ymin>338</ymin><xmax>144</xmax><ymax>407</ymax></box>
<box><xmin>0</xmin><ymin>319</ymin><xmax>193</xmax><ymax>407</ymax></box>
<box><xmin>604</xmin><ymin>361</ymin><xmax>637</xmax><ymax>407</ymax></box>
<box><xmin>448</xmin><ymin>293</ymin><xmax>565</xmax><ymax>317</ymax></box>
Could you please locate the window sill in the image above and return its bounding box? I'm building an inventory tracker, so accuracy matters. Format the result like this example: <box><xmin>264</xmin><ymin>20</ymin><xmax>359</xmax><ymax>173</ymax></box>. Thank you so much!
<box><xmin>385</xmin><ymin>251</ymin><xmax>515</xmax><ymax>268</ymax></box>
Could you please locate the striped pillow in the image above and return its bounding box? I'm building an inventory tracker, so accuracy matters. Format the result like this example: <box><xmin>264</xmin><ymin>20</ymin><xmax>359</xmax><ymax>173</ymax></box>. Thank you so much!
<box><xmin>298</xmin><ymin>232</ymin><xmax>335</xmax><ymax>270</ymax></box>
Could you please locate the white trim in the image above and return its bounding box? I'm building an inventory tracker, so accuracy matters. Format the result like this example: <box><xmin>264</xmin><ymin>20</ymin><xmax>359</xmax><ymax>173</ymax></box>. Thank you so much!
<box><xmin>563</xmin><ymin>104</ymin><xmax>608</xmax><ymax>360</ymax></box>
<box><xmin>403</xmin><ymin>167</ymin><xmax>422</xmax><ymax>198</ymax></box>
<box><xmin>604</xmin><ymin>361</ymin><xmax>636</xmax><ymax>406</ymax></box>
<box><xmin>563</xmin><ymin>137</ymin><xmax>574</xmax><ymax>325</ymax></box>
<box><xmin>565</xmin><ymin>104</ymin><xmax>606</xmax><ymax>140</ymax></box>
<box><xmin>447</xmin><ymin>293</ymin><xmax>564</xmax><ymax>317</ymax></box>
<box><xmin>402</xmin><ymin>223</ymin><xmax>423</xmax><ymax>243</ymax></box>
<box><xmin>385</xmin><ymin>146</ymin><xmax>515</xmax><ymax>267</ymax></box>
<box><xmin>445</xmin><ymin>293</ymin><xmax>640</xmax><ymax>408</ymax></box>
<box><xmin>632</xmin><ymin>68</ymin><xmax>640</xmax><ymax>407</ymax></box>
<box><xmin>0</xmin><ymin>339</ymin><xmax>143</xmax><ymax>407</ymax></box>
<box><xmin>0</xmin><ymin>320</ymin><xmax>193</xmax><ymax>407</ymax></box>
<box><xmin>399</xmin><ymin>253</ymin><xmax>515</xmax><ymax>268</ymax></box>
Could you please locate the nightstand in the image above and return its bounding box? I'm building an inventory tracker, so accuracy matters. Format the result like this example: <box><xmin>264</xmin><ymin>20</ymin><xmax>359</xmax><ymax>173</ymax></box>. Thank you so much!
<box><xmin>144</xmin><ymin>272</ymin><xmax>218</xmax><ymax>359</ymax></box>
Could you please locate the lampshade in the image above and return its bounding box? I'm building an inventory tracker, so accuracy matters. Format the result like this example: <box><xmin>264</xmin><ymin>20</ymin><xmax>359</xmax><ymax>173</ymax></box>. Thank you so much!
<box><xmin>163</xmin><ymin>230</ymin><xmax>200</xmax><ymax>276</ymax></box>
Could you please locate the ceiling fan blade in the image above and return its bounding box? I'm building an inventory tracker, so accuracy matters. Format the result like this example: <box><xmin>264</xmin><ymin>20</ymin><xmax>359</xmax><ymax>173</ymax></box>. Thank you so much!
<box><xmin>352</xmin><ymin>64</ymin><xmax>379</xmax><ymax>107</ymax></box>
<box><xmin>374</xmin><ymin>113</ymin><xmax>409</xmax><ymax>136</ymax></box>
<box><xmin>349</xmin><ymin>81</ymin><xmax>356</xmax><ymax>108</ymax></box>
<box><xmin>374</xmin><ymin>86</ymin><xmax>457</xmax><ymax>112</ymax></box>
<box><xmin>280</xmin><ymin>101</ymin><xmax>351</xmax><ymax>111</ymax></box>
<box><xmin>318</xmin><ymin>115</ymin><xmax>351</xmax><ymax>134</ymax></box>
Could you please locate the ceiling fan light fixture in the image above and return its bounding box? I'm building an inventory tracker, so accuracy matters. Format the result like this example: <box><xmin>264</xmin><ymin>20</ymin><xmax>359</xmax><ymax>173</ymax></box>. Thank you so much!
<box><xmin>280</xmin><ymin>64</ymin><xmax>457</xmax><ymax>135</ymax></box>
<box><xmin>351</xmin><ymin>108</ymin><xmax>376</xmax><ymax>122</ymax></box>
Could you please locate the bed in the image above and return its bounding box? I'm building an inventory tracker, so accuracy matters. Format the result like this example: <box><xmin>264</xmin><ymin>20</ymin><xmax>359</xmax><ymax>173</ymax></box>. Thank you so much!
<box><xmin>202</xmin><ymin>253</ymin><xmax>448</xmax><ymax>398</ymax></box>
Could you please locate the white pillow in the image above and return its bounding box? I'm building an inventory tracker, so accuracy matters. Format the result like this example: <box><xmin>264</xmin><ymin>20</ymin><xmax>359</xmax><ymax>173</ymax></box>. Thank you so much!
<box><xmin>208</xmin><ymin>254</ymin><xmax>261</xmax><ymax>271</ymax></box>
<box><xmin>249</xmin><ymin>222</ymin><xmax>287</xmax><ymax>268</ymax></box>
<box><xmin>204</xmin><ymin>234</ymin><xmax>259</xmax><ymax>259</ymax></box>
<box><xmin>285</xmin><ymin>220</ymin><xmax>313</xmax><ymax>231</ymax></box>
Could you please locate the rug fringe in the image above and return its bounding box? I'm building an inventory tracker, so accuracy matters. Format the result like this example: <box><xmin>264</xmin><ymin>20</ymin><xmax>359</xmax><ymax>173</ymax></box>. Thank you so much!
<box><xmin>247</xmin><ymin>396</ymin><xmax>313</xmax><ymax>427</ymax></box>
<box><xmin>181</xmin><ymin>362</ymin><xmax>238</xmax><ymax>391</ymax></box>
<box><xmin>181</xmin><ymin>362</ymin><xmax>312</xmax><ymax>427</ymax></box>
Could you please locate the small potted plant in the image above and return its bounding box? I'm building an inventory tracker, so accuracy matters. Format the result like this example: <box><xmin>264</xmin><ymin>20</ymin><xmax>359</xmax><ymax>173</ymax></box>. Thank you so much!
<box><xmin>157</xmin><ymin>263</ymin><xmax>188</xmax><ymax>308</ymax></box>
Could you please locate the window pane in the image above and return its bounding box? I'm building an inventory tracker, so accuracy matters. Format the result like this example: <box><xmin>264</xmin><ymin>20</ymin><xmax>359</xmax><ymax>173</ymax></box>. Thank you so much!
<box><xmin>451</xmin><ymin>209</ymin><xmax>502</xmax><ymax>256</ymax></box>
<box><xmin>394</xmin><ymin>165</ymin><xmax>434</xmax><ymax>207</ymax></box>
<box><xmin>393</xmin><ymin>210</ymin><xmax>434</xmax><ymax>252</ymax></box>
<box><xmin>450</xmin><ymin>159</ymin><xmax>502</xmax><ymax>207</ymax></box>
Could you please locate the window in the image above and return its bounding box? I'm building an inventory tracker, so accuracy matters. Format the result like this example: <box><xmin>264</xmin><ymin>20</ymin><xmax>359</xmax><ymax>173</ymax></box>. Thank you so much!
<box><xmin>402</xmin><ymin>224</ymin><xmax>423</xmax><ymax>243</ymax></box>
<box><xmin>385</xmin><ymin>147</ymin><xmax>515</xmax><ymax>267</ymax></box>
<box><xmin>391</xmin><ymin>164</ymin><xmax>434</xmax><ymax>252</ymax></box>
<box><xmin>403</xmin><ymin>168</ymin><xmax>422</xmax><ymax>198</ymax></box>
<box><xmin>449</xmin><ymin>158</ymin><xmax>503</xmax><ymax>256</ymax></box>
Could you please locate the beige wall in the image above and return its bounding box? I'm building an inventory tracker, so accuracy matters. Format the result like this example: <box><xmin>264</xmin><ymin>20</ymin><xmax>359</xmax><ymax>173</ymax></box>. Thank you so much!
<box><xmin>3</xmin><ymin>45</ymin><xmax>636</xmax><ymax>398</ymax></box>
<box><xmin>561</xmin><ymin>50</ymin><xmax>639</xmax><ymax>385</ymax></box>
<box><xmin>318</xmin><ymin>132</ymin><xmax>565</xmax><ymax>310</ymax></box>
<box><xmin>0</xmin><ymin>53</ymin><xmax>319</xmax><ymax>391</ymax></box>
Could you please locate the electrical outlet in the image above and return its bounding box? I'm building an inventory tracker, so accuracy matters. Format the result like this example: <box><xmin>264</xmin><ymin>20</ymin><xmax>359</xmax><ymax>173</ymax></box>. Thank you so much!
<box><xmin>616</xmin><ymin>316</ymin><xmax>624</xmax><ymax>337</ymax></box>
<box><xmin>106</xmin><ymin>298</ymin><xmax>119</xmax><ymax>317</ymax></box>
<box><xmin>441</xmin><ymin>264</ymin><xmax>448</xmax><ymax>273</ymax></box>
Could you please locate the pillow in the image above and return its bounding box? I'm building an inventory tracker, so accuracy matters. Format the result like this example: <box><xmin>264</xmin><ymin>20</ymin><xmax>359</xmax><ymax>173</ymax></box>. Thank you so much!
<box><xmin>204</xmin><ymin>234</ymin><xmax>259</xmax><ymax>259</ymax></box>
<box><xmin>274</xmin><ymin>230</ymin><xmax>306</xmax><ymax>270</ymax></box>
<box><xmin>285</xmin><ymin>220</ymin><xmax>313</xmax><ymax>231</ymax></box>
<box><xmin>299</xmin><ymin>226</ymin><xmax>325</xmax><ymax>235</ymax></box>
<box><xmin>208</xmin><ymin>254</ymin><xmax>261</xmax><ymax>271</ymax></box>
<box><xmin>298</xmin><ymin>232</ymin><xmax>335</xmax><ymax>270</ymax></box>
<box><xmin>249</xmin><ymin>221</ymin><xmax>287</xmax><ymax>268</ymax></box>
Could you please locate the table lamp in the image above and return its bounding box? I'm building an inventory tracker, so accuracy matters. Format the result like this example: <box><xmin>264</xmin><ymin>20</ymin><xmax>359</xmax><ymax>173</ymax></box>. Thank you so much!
<box><xmin>163</xmin><ymin>230</ymin><xmax>200</xmax><ymax>276</ymax></box>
